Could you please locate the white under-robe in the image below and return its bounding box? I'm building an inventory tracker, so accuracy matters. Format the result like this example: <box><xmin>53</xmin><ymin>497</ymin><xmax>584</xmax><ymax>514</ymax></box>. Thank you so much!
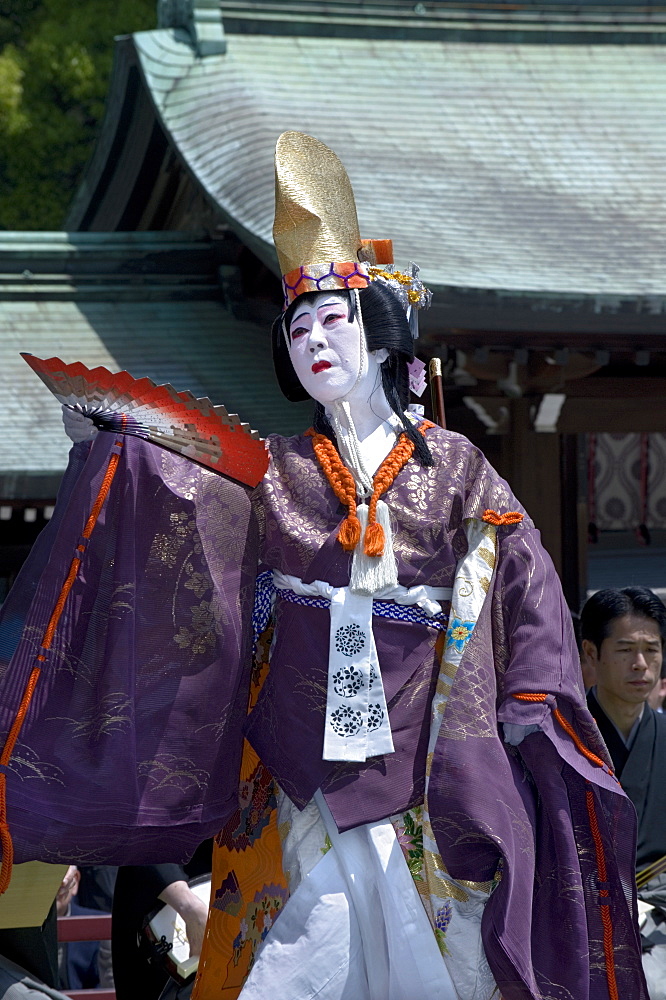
<box><xmin>240</xmin><ymin>791</ymin><xmax>457</xmax><ymax>1000</ymax></box>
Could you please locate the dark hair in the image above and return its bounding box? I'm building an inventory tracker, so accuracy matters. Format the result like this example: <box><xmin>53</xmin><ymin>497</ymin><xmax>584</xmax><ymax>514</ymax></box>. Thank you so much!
<box><xmin>271</xmin><ymin>282</ymin><xmax>432</xmax><ymax>466</ymax></box>
<box><xmin>580</xmin><ymin>586</ymin><xmax>666</xmax><ymax>657</ymax></box>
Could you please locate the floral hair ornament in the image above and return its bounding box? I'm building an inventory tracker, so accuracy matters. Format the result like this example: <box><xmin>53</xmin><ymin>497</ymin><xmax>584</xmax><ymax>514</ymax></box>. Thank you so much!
<box><xmin>366</xmin><ymin>259</ymin><xmax>432</xmax><ymax>340</ymax></box>
<box><xmin>273</xmin><ymin>131</ymin><xmax>431</xmax><ymax>337</ymax></box>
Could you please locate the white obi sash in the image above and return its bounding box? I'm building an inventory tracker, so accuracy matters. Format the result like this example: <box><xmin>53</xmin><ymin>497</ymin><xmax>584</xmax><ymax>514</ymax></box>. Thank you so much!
<box><xmin>273</xmin><ymin>572</ymin><xmax>451</xmax><ymax>763</ymax></box>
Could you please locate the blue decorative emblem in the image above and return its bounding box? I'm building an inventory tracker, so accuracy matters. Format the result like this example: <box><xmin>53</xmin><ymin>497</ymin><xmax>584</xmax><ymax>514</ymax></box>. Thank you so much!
<box><xmin>445</xmin><ymin>617</ymin><xmax>476</xmax><ymax>653</ymax></box>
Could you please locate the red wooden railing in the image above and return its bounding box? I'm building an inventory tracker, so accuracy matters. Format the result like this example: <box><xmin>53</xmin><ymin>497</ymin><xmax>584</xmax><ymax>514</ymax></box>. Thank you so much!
<box><xmin>57</xmin><ymin>912</ymin><xmax>115</xmax><ymax>1000</ymax></box>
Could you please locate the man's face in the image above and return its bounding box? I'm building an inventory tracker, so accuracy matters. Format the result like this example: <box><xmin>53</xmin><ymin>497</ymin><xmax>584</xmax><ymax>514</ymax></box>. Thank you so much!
<box><xmin>287</xmin><ymin>293</ymin><xmax>365</xmax><ymax>404</ymax></box>
<box><xmin>584</xmin><ymin>613</ymin><xmax>663</xmax><ymax>707</ymax></box>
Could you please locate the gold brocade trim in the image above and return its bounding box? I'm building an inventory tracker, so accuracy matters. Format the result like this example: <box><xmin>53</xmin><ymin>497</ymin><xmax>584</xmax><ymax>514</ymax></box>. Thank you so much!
<box><xmin>440</xmin><ymin>660</ymin><xmax>458</xmax><ymax>679</ymax></box>
<box><xmin>418</xmin><ymin>519</ymin><xmax>499</xmax><ymax>929</ymax></box>
<box><xmin>277</xmin><ymin>821</ymin><xmax>290</xmax><ymax>843</ymax></box>
<box><xmin>457</xmin><ymin>878</ymin><xmax>494</xmax><ymax>894</ymax></box>
<box><xmin>436</xmin><ymin>676</ymin><xmax>452</xmax><ymax>697</ymax></box>
<box><xmin>424</xmin><ymin>850</ymin><xmax>470</xmax><ymax>903</ymax></box>
<box><xmin>478</xmin><ymin>546</ymin><xmax>496</xmax><ymax>570</ymax></box>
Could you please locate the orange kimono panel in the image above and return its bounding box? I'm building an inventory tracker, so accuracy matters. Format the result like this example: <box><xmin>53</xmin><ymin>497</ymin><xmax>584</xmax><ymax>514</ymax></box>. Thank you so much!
<box><xmin>193</xmin><ymin>629</ymin><xmax>289</xmax><ymax>1000</ymax></box>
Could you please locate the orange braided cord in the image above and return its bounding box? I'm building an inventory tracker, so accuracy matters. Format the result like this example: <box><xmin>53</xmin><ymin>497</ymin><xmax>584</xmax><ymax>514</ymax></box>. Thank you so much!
<box><xmin>305</xmin><ymin>429</ymin><xmax>356</xmax><ymax>509</ymax></box>
<box><xmin>365</xmin><ymin>433</ymin><xmax>415</xmax><ymax>555</ymax></box>
<box><xmin>306</xmin><ymin>429</ymin><xmax>359</xmax><ymax>550</ymax></box>
<box><xmin>585</xmin><ymin>787</ymin><xmax>620</xmax><ymax>1000</ymax></box>
<box><xmin>0</xmin><ymin>665</ymin><xmax>41</xmax><ymax>772</ymax></box>
<box><xmin>512</xmin><ymin>693</ymin><xmax>611</xmax><ymax>772</ymax></box>
<box><xmin>552</xmin><ymin>707</ymin><xmax>610</xmax><ymax>771</ymax></box>
<box><xmin>363</xmin><ymin>420</ymin><xmax>432</xmax><ymax>555</ymax></box>
<box><xmin>0</xmin><ymin>663</ymin><xmax>41</xmax><ymax>894</ymax></box>
<box><xmin>0</xmin><ymin>664</ymin><xmax>42</xmax><ymax>892</ymax></box>
<box><xmin>40</xmin><ymin>555</ymin><xmax>82</xmax><ymax>652</ymax></box>
<box><xmin>81</xmin><ymin>447</ymin><xmax>124</xmax><ymax>539</ymax></box>
<box><xmin>482</xmin><ymin>509</ymin><xmax>524</xmax><ymax>526</ymax></box>
<box><xmin>0</xmin><ymin>430</ymin><xmax>125</xmax><ymax>895</ymax></box>
<box><xmin>0</xmin><ymin>777</ymin><xmax>12</xmax><ymax>896</ymax></box>
<box><xmin>308</xmin><ymin>421</ymin><xmax>434</xmax><ymax>557</ymax></box>
<box><xmin>41</xmin><ymin>441</ymin><xmax>124</xmax><ymax>652</ymax></box>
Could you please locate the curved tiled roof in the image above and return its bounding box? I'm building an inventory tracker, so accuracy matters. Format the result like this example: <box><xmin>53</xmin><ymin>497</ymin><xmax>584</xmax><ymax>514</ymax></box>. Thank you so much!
<box><xmin>128</xmin><ymin>27</ymin><xmax>666</xmax><ymax>299</ymax></box>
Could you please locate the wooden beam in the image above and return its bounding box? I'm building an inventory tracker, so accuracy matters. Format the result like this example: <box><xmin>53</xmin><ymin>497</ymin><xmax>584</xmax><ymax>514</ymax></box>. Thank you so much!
<box><xmin>563</xmin><ymin>377</ymin><xmax>666</xmax><ymax>399</ymax></box>
<box><xmin>498</xmin><ymin>400</ymin><xmax>562</xmax><ymax>577</ymax></box>
<box><xmin>559</xmin><ymin>397</ymin><xmax>666</xmax><ymax>433</ymax></box>
<box><xmin>463</xmin><ymin>396</ymin><xmax>510</xmax><ymax>434</ymax></box>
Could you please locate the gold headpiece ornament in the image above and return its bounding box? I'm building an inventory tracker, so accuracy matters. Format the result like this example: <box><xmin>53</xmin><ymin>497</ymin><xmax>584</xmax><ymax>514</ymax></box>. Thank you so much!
<box><xmin>273</xmin><ymin>131</ymin><xmax>431</xmax><ymax>319</ymax></box>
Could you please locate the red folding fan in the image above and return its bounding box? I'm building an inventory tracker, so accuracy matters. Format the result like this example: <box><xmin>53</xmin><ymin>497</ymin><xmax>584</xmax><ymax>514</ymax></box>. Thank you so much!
<box><xmin>23</xmin><ymin>354</ymin><xmax>269</xmax><ymax>488</ymax></box>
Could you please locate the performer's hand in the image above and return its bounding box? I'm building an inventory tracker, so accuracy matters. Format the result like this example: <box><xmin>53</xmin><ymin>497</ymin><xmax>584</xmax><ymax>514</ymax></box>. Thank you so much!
<box><xmin>62</xmin><ymin>405</ymin><xmax>98</xmax><ymax>443</ymax></box>
<box><xmin>502</xmin><ymin>723</ymin><xmax>541</xmax><ymax>746</ymax></box>
<box><xmin>158</xmin><ymin>880</ymin><xmax>209</xmax><ymax>958</ymax></box>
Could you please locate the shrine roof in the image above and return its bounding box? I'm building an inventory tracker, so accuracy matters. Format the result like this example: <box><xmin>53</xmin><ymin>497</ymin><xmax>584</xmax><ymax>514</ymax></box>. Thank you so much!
<box><xmin>70</xmin><ymin>24</ymin><xmax>666</xmax><ymax>310</ymax></box>
<box><xmin>220</xmin><ymin>0</ymin><xmax>666</xmax><ymax>45</ymax></box>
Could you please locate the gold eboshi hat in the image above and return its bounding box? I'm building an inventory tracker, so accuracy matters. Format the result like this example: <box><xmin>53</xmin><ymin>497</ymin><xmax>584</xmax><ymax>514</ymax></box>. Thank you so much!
<box><xmin>273</xmin><ymin>131</ymin><xmax>430</xmax><ymax>316</ymax></box>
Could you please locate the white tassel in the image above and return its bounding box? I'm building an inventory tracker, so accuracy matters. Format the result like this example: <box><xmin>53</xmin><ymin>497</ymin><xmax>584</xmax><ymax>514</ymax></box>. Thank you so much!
<box><xmin>349</xmin><ymin>500</ymin><xmax>398</xmax><ymax>596</ymax></box>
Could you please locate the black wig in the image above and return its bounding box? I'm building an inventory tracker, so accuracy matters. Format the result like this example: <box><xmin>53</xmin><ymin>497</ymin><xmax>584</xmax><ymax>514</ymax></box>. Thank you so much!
<box><xmin>271</xmin><ymin>281</ymin><xmax>433</xmax><ymax>466</ymax></box>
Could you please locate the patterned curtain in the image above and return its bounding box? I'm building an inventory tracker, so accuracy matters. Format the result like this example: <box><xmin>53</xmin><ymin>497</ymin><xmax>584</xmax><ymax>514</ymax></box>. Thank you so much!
<box><xmin>590</xmin><ymin>433</ymin><xmax>666</xmax><ymax>531</ymax></box>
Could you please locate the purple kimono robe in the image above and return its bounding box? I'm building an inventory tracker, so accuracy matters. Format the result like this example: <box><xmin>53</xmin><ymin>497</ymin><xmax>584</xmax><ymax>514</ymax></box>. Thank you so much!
<box><xmin>0</xmin><ymin>426</ymin><xmax>646</xmax><ymax>999</ymax></box>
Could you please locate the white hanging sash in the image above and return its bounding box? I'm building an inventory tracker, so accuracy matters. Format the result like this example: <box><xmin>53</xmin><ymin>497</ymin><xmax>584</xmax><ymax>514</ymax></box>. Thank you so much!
<box><xmin>273</xmin><ymin>572</ymin><xmax>451</xmax><ymax>763</ymax></box>
<box><xmin>325</xmin><ymin>587</ymin><xmax>393</xmax><ymax>761</ymax></box>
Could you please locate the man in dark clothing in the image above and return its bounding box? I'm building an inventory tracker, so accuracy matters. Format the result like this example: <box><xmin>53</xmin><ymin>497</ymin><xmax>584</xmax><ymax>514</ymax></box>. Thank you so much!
<box><xmin>0</xmin><ymin>916</ymin><xmax>58</xmax><ymax>991</ymax></box>
<box><xmin>581</xmin><ymin>586</ymin><xmax>666</xmax><ymax>999</ymax></box>
<box><xmin>111</xmin><ymin>840</ymin><xmax>212</xmax><ymax>1000</ymax></box>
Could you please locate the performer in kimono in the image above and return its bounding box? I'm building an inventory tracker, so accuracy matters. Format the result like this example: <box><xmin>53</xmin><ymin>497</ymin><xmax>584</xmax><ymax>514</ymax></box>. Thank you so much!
<box><xmin>0</xmin><ymin>132</ymin><xmax>647</xmax><ymax>1000</ymax></box>
<box><xmin>582</xmin><ymin>586</ymin><xmax>666</xmax><ymax>999</ymax></box>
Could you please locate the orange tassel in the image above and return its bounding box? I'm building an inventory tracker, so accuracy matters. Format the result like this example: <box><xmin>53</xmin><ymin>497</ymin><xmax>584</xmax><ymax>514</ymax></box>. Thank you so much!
<box><xmin>338</xmin><ymin>514</ymin><xmax>362</xmax><ymax>551</ymax></box>
<box><xmin>363</xmin><ymin>520</ymin><xmax>385</xmax><ymax>557</ymax></box>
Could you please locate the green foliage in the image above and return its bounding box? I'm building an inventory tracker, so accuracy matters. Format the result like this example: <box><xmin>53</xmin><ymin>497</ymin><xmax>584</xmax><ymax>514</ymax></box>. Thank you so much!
<box><xmin>0</xmin><ymin>0</ymin><xmax>156</xmax><ymax>229</ymax></box>
<box><xmin>0</xmin><ymin>0</ymin><xmax>41</xmax><ymax>49</ymax></box>
<box><xmin>0</xmin><ymin>45</ymin><xmax>25</xmax><ymax>135</ymax></box>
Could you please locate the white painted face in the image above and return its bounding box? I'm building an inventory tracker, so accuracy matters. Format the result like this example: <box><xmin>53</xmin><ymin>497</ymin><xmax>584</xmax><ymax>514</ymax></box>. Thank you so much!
<box><xmin>287</xmin><ymin>292</ymin><xmax>387</xmax><ymax>405</ymax></box>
